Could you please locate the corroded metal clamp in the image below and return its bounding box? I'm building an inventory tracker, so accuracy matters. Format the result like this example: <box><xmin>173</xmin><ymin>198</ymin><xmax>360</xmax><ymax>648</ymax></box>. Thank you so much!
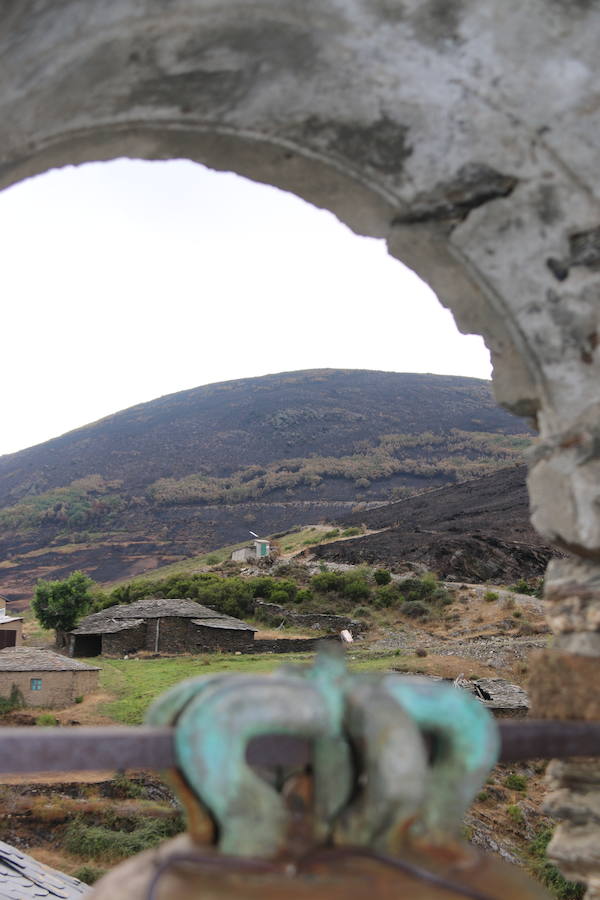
<box><xmin>146</xmin><ymin>648</ymin><xmax>499</xmax><ymax>859</ymax></box>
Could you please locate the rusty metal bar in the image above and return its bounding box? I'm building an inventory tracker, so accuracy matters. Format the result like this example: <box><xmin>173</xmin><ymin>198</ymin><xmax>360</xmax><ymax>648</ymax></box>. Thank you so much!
<box><xmin>0</xmin><ymin>726</ymin><xmax>175</xmax><ymax>774</ymax></box>
<box><xmin>498</xmin><ymin>720</ymin><xmax>600</xmax><ymax>762</ymax></box>
<box><xmin>0</xmin><ymin>721</ymin><xmax>598</xmax><ymax>775</ymax></box>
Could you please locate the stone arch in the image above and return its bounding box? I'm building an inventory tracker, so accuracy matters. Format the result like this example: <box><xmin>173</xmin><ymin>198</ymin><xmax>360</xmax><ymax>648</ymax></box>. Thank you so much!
<box><xmin>2</xmin><ymin>0</ymin><xmax>600</xmax><ymax>891</ymax></box>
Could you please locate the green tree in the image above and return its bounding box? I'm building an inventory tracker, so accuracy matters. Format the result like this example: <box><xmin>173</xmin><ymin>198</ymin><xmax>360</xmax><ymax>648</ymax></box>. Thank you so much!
<box><xmin>32</xmin><ymin>571</ymin><xmax>94</xmax><ymax>647</ymax></box>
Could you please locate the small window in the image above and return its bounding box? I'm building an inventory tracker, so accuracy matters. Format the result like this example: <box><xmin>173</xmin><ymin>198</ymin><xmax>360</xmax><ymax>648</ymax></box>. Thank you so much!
<box><xmin>30</xmin><ymin>678</ymin><xmax>42</xmax><ymax>691</ymax></box>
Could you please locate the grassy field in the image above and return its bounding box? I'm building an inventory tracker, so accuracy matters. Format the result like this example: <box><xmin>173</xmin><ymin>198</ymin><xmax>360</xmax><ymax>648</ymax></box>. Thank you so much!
<box><xmin>96</xmin><ymin>650</ymin><xmax>431</xmax><ymax>725</ymax></box>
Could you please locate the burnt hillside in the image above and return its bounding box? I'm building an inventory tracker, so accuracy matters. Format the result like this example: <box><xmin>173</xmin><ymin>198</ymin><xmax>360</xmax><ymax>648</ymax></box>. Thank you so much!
<box><xmin>311</xmin><ymin>465</ymin><xmax>558</xmax><ymax>581</ymax></box>
<box><xmin>0</xmin><ymin>369</ymin><xmax>532</xmax><ymax>605</ymax></box>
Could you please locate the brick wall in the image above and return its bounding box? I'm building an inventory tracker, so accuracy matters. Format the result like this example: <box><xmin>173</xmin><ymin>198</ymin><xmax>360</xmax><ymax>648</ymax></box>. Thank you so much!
<box><xmin>187</xmin><ymin>622</ymin><xmax>254</xmax><ymax>652</ymax></box>
<box><xmin>0</xmin><ymin>669</ymin><xmax>99</xmax><ymax>708</ymax></box>
<box><xmin>102</xmin><ymin>622</ymin><xmax>147</xmax><ymax>657</ymax></box>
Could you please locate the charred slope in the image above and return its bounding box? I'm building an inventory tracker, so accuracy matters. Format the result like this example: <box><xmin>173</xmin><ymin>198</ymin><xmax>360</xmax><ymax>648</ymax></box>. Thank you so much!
<box><xmin>0</xmin><ymin>370</ymin><xmax>532</xmax><ymax>605</ymax></box>
<box><xmin>0</xmin><ymin>370</ymin><xmax>526</xmax><ymax>502</ymax></box>
<box><xmin>336</xmin><ymin>465</ymin><xmax>539</xmax><ymax>544</ymax></box>
<box><xmin>313</xmin><ymin>466</ymin><xmax>557</xmax><ymax>581</ymax></box>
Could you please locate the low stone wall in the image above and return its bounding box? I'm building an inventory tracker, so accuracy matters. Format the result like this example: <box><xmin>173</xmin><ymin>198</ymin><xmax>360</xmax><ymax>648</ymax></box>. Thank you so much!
<box><xmin>247</xmin><ymin>638</ymin><xmax>323</xmax><ymax>653</ymax></box>
<box><xmin>254</xmin><ymin>601</ymin><xmax>367</xmax><ymax>635</ymax></box>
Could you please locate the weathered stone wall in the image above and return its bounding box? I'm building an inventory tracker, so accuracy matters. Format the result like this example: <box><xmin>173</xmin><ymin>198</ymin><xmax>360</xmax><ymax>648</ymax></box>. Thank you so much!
<box><xmin>255</xmin><ymin>601</ymin><xmax>367</xmax><ymax>635</ymax></box>
<box><xmin>247</xmin><ymin>638</ymin><xmax>320</xmax><ymax>654</ymax></box>
<box><xmin>0</xmin><ymin>669</ymin><xmax>99</xmax><ymax>708</ymax></box>
<box><xmin>0</xmin><ymin>621</ymin><xmax>22</xmax><ymax>647</ymax></box>
<box><xmin>102</xmin><ymin>623</ymin><xmax>147</xmax><ymax>658</ymax></box>
<box><xmin>187</xmin><ymin>623</ymin><xmax>254</xmax><ymax>653</ymax></box>
<box><xmin>2</xmin><ymin>2</ymin><xmax>600</xmax><ymax>890</ymax></box>
<box><xmin>144</xmin><ymin>617</ymin><xmax>190</xmax><ymax>654</ymax></box>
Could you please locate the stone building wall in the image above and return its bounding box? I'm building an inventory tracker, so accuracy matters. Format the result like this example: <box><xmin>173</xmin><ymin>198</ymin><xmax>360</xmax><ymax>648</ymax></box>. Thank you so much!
<box><xmin>142</xmin><ymin>617</ymin><xmax>190</xmax><ymax>654</ymax></box>
<box><xmin>187</xmin><ymin>623</ymin><xmax>254</xmax><ymax>653</ymax></box>
<box><xmin>0</xmin><ymin>669</ymin><xmax>99</xmax><ymax>708</ymax></box>
<box><xmin>102</xmin><ymin>623</ymin><xmax>147</xmax><ymax>658</ymax></box>
<box><xmin>4</xmin><ymin>2</ymin><xmax>600</xmax><ymax>891</ymax></box>
<box><xmin>0</xmin><ymin>621</ymin><xmax>23</xmax><ymax>647</ymax></box>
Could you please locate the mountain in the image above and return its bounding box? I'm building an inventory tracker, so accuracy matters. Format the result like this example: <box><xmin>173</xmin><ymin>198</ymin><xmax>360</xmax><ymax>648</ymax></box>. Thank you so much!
<box><xmin>310</xmin><ymin>464</ymin><xmax>556</xmax><ymax>582</ymax></box>
<box><xmin>0</xmin><ymin>369</ymin><xmax>531</xmax><ymax>606</ymax></box>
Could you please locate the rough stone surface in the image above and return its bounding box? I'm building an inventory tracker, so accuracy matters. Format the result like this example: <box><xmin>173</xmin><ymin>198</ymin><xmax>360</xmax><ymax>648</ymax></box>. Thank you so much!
<box><xmin>71</xmin><ymin>599</ymin><xmax>255</xmax><ymax>655</ymax></box>
<box><xmin>528</xmin><ymin>650</ymin><xmax>600</xmax><ymax>721</ymax></box>
<box><xmin>254</xmin><ymin>600</ymin><xmax>367</xmax><ymax>635</ymax></box>
<box><xmin>2</xmin><ymin>1</ymin><xmax>600</xmax><ymax>890</ymax></box>
<box><xmin>0</xmin><ymin>669</ymin><xmax>99</xmax><ymax>709</ymax></box>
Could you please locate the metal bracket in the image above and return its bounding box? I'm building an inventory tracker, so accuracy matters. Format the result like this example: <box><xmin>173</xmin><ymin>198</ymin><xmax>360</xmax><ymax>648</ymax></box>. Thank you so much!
<box><xmin>145</xmin><ymin>648</ymin><xmax>499</xmax><ymax>859</ymax></box>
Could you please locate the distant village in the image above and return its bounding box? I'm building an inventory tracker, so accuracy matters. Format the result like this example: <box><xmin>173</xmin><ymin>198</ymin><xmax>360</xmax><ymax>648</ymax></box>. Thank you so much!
<box><xmin>0</xmin><ymin>536</ymin><xmax>352</xmax><ymax>711</ymax></box>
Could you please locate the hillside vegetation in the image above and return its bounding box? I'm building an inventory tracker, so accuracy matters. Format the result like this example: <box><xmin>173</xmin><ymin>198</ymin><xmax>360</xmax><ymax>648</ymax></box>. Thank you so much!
<box><xmin>0</xmin><ymin>370</ymin><xmax>532</xmax><ymax>605</ymax></box>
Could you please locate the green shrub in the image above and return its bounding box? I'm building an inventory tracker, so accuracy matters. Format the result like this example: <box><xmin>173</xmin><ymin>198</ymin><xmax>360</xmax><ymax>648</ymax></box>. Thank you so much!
<box><xmin>341</xmin><ymin>576</ymin><xmax>371</xmax><ymax>602</ymax></box>
<box><xmin>0</xmin><ymin>684</ymin><xmax>24</xmax><ymax>716</ymax></box>
<box><xmin>111</xmin><ymin>772</ymin><xmax>145</xmax><ymax>799</ymax></box>
<box><xmin>75</xmin><ymin>696</ymin><xmax>84</xmax><ymax>704</ymax></box>
<box><xmin>204</xmin><ymin>554</ymin><xmax>219</xmax><ymax>565</ymax></box>
<box><xmin>270</xmin><ymin>589</ymin><xmax>291</xmax><ymax>605</ymax></box>
<box><xmin>64</xmin><ymin>816</ymin><xmax>184</xmax><ymax>862</ymax></box>
<box><xmin>36</xmin><ymin>714</ymin><xmax>59</xmax><ymax>727</ymax></box>
<box><xmin>311</xmin><ymin>572</ymin><xmax>344</xmax><ymax>593</ymax></box>
<box><xmin>512</xmin><ymin>610</ymin><xmax>523</xmax><ymax>619</ymax></box>
<box><xmin>322</xmin><ymin>529</ymin><xmax>340</xmax><ymax>539</ymax></box>
<box><xmin>295</xmin><ymin>589</ymin><xmax>312</xmax><ymax>604</ymax></box>
<box><xmin>352</xmin><ymin>606</ymin><xmax>372</xmax><ymax>619</ymax></box>
<box><xmin>484</xmin><ymin>590</ymin><xmax>499</xmax><ymax>602</ymax></box>
<box><xmin>73</xmin><ymin>866</ymin><xmax>106</xmax><ymax>885</ymax></box>
<box><xmin>476</xmin><ymin>791</ymin><xmax>489</xmax><ymax>802</ymax></box>
<box><xmin>529</xmin><ymin>827</ymin><xmax>585</xmax><ymax>899</ymax></box>
<box><xmin>511</xmin><ymin>578</ymin><xmax>544</xmax><ymax>599</ymax></box>
<box><xmin>249</xmin><ymin>576</ymin><xmax>277</xmax><ymax>599</ymax></box>
<box><xmin>403</xmin><ymin>601</ymin><xmax>428</xmax><ymax>618</ymax></box>
<box><xmin>505</xmin><ymin>773</ymin><xmax>527</xmax><ymax>792</ymax></box>
<box><xmin>274</xmin><ymin>579</ymin><xmax>298</xmax><ymax>603</ymax></box>
<box><xmin>507</xmin><ymin>804</ymin><xmax>524</xmax><ymax>825</ymax></box>
<box><xmin>374</xmin><ymin>584</ymin><xmax>402</xmax><ymax>608</ymax></box>
<box><xmin>341</xmin><ymin>527</ymin><xmax>361</xmax><ymax>537</ymax></box>
<box><xmin>397</xmin><ymin>574</ymin><xmax>451</xmax><ymax>607</ymax></box>
<box><xmin>373</xmin><ymin>569</ymin><xmax>392</xmax><ymax>585</ymax></box>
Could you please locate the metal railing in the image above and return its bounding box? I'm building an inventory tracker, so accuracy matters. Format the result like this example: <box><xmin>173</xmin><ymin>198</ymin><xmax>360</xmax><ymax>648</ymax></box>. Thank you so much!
<box><xmin>0</xmin><ymin>720</ymin><xmax>598</xmax><ymax>774</ymax></box>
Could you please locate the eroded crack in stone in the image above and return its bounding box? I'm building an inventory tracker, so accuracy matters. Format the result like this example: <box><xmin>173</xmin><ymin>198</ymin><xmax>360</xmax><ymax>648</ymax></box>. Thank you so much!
<box><xmin>547</xmin><ymin>224</ymin><xmax>600</xmax><ymax>281</ymax></box>
<box><xmin>393</xmin><ymin>162</ymin><xmax>517</xmax><ymax>227</ymax></box>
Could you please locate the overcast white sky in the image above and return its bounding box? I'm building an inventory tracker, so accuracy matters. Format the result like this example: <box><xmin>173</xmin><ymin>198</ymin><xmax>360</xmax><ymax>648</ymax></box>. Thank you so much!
<box><xmin>0</xmin><ymin>159</ymin><xmax>491</xmax><ymax>457</ymax></box>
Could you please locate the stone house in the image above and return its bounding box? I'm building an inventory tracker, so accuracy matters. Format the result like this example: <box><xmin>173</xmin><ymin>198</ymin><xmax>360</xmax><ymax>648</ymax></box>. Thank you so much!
<box><xmin>231</xmin><ymin>539</ymin><xmax>271</xmax><ymax>562</ymax></box>
<box><xmin>69</xmin><ymin>597</ymin><xmax>256</xmax><ymax>657</ymax></box>
<box><xmin>0</xmin><ymin>595</ymin><xmax>23</xmax><ymax>649</ymax></box>
<box><xmin>0</xmin><ymin>648</ymin><xmax>100</xmax><ymax>708</ymax></box>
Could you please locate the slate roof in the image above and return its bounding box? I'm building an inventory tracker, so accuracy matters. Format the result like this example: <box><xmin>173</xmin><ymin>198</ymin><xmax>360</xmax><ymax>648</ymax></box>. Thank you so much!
<box><xmin>0</xmin><ymin>649</ymin><xmax>100</xmax><ymax>672</ymax></box>
<box><xmin>73</xmin><ymin>598</ymin><xmax>255</xmax><ymax>634</ymax></box>
<box><xmin>0</xmin><ymin>840</ymin><xmax>89</xmax><ymax>897</ymax></box>
<box><xmin>191</xmin><ymin>617</ymin><xmax>256</xmax><ymax>632</ymax></box>
<box><xmin>71</xmin><ymin>618</ymin><xmax>144</xmax><ymax>636</ymax></box>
